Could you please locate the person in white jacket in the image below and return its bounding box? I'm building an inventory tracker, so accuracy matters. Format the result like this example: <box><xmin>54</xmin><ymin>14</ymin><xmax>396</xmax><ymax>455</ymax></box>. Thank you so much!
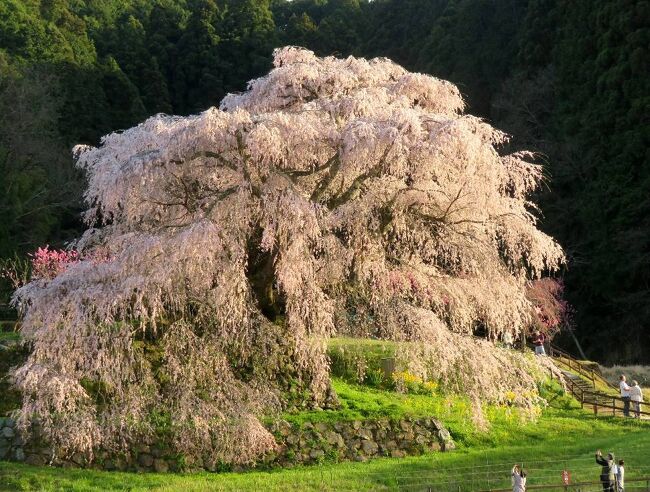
<box><xmin>512</xmin><ymin>464</ymin><xmax>527</xmax><ymax>492</ymax></box>
<box><xmin>629</xmin><ymin>380</ymin><xmax>644</xmax><ymax>419</ymax></box>
<box><xmin>619</xmin><ymin>375</ymin><xmax>631</xmax><ymax>417</ymax></box>
<box><xmin>616</xmin><ymin>460</ymin><xmax>625</xmax><ymax>492</ymax></box>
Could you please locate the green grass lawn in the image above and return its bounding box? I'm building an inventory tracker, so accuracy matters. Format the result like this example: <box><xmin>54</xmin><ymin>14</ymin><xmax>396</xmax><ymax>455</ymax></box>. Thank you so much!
<box><xmin>1</xmin><ymin>418</ymin><xmax>649</xmax><ymax>491</ymax></box>
<box><xmin>2</xmin><ymin>336</ymin><xmax>647</xmax><ymax>490</ymax></box>
<box><xmin>283</xmin><ymin>379</ymin><xmax>575</xmax><ymax>449</ymax></box>
<box><xmin>2</xmin><ymin>381</ymin><xmax>650</xmax><ymax>491</ymax></box>
<box><xmin>282</xmin><ymin>378</ymin><xmax>474</xmax><ymax>425</ymax></box>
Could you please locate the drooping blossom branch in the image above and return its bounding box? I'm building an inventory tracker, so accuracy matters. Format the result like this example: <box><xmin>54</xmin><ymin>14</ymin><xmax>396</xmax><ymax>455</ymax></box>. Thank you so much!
<box><xmin>11</xmin><ymin>47</ymin><xmax>565</xmax><ymax>463</ymax></box>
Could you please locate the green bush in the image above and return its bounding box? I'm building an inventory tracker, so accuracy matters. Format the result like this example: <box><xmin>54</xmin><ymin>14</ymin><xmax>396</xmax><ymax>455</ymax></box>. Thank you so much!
<box><xmin>363</xmin><ymin>368</ymin><xmax>385</xmax><ymax>388</ymax></box>
<box><xmin>327</xmin><ymin>337</ymin><xmax>396</xmax><ymax>387</ymax></box>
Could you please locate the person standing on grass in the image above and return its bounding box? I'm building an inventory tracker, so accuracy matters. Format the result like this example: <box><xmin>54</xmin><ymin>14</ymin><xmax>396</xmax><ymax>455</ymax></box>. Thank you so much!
<box><xmin>616</xmin><ymin>460</ymin><xmax>625</xmax><ymax>492</ymax></box>
<box><xmin>532</xmin><ymin>329</ymin><xmax>546</xmax><ymax>356</ymax></box>
<box><xmin>619</xmin><ymin>375</ymin><xmax>631</xmax><ymax>417</ymax></box>
<box><xmin>503</xmin><ymin>331</ymin><xmax>514</xmax><ymax>349</ymax></box>
<box><xmin>629</xmin><ymin>381</ymin><xmax>643</xmax><ymax>418</ymax></box>
<box><xmin>511</xmin><ymin>464</ymin><xmax>527</xmax><ymax>492</ymax></box>
<box><xmin>596</xmin><ymin>450</ymin><xmax>616</xmax><ymax>492</ymax></box>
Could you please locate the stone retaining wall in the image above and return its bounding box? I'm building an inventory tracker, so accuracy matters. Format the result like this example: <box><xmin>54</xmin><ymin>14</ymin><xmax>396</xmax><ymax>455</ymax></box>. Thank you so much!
<box><xmin>266</xmin><ymin>416</ymin><xmax>454</xmax><ymax>466</ymax></box>
<box><xmin>0</xmin><ymin>415</ymin><xmax>454</xmax><ymax>472</ymax></box>
<box><xmin>0</xmin><ymin>418</ymin><xmax>24</xmax><ymax>463</ymax></box>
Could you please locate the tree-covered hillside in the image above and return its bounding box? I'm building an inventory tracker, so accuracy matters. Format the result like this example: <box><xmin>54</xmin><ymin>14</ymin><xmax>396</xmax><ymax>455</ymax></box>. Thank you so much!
<box><xmin>0</xmin><ymin>0</ymin><xmax>648</xmax><ymax>363</ymax></box>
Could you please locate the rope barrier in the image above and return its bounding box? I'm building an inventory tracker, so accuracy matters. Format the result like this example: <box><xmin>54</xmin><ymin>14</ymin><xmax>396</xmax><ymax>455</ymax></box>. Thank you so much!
<box><xmin>333</xmin><ymin>447</ymin><xmax>650</xmax><ymax>476</ymax></box>
<box><xmin>475</xmin><ymin>477</ymin><xmax>650</xmax><ymax>492</ymax></box>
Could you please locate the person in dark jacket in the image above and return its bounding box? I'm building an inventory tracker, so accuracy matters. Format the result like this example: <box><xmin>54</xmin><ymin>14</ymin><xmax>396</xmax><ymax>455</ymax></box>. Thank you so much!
<box><xmin>532</xmin><ymin>330</ymin><xmax>546</xmax><ymax>355</ymax></box>
<box><xmin>596</xmin><ymin>450</ymin><xmax>616</xmax><ymax>491</ymax></box>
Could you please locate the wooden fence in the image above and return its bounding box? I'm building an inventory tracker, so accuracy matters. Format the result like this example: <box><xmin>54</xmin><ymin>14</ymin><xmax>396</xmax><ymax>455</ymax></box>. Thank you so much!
<box><xmin>549</xmin><ymin>344</ymin><xmax>601</xmax><ymax>389</ymax></box>
<box><xmin>550</xmin><ymin>344</ymin><xmax>649</xmax><ymax>418</ymax></box>
<box><xmin>572</xmin><ymin>385</ymin><xmax>650</xmax><ymax>418</ymax></box>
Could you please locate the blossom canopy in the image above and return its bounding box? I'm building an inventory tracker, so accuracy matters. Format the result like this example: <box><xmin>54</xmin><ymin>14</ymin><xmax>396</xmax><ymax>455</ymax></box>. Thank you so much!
<box><xmin>13</xmin><ymin>47</ymin><xmax>564</xmax><ymax>463</ymax></box>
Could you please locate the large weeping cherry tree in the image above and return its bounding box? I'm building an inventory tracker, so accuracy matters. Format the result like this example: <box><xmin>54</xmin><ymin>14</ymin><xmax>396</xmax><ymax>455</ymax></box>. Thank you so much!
<box><xmin>12</xmin><ymin>47</ymin><xmax>565</xmax><ymax>464</ymax></box>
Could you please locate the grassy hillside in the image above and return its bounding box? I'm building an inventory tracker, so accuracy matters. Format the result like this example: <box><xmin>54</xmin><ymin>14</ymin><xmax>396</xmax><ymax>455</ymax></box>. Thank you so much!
<box><xmin>3</xmin><ymin>337</ymin><xmax>648</xmax><ymax>490</ymax></box>
<box><xmin>1</xmin><ymin>415</ymin><xmax>648</xmax><ymax>491</ymax></box>
<box><xmin>2</xmin><ymin>378</ymin><xmax>649</xmax><ymax>491</ymax></box>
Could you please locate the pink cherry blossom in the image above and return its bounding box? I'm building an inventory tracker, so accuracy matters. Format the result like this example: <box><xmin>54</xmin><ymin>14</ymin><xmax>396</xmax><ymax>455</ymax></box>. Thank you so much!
<box><xmin>29</xmin><ymin>246</ymin><xmax>79</xmax><ymax>280</ymax></box>
<box><xmin>11</xmin><ymin>47</ymin><xmax>565</xmax><ymax>463</ymax></box>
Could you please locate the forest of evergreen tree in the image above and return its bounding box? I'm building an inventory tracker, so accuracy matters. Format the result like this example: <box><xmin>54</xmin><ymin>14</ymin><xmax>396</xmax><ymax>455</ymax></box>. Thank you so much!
<box><xmin>0</xmin><ymin>0</ymin><xmax>648</xmax><ymax>363</ymax></box>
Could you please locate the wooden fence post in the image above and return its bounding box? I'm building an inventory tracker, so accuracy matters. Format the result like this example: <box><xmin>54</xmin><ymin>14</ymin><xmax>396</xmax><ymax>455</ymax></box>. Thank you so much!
<box><xmin>380</xmin><ymin>357</ymin><xmax>395</xmax><ymax>381</ymax></box>
<box><xmin>591</xmin><ymin>370</ymin><xmax>596</xmax><ymax>388</ymax></box>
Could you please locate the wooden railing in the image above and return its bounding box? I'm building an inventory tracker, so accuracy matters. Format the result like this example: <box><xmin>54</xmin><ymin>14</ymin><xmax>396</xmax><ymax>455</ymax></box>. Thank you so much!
<box><xmin>546</xmin><ymin>344</ymin><xmax>648</xmax><ymax>418</ymax></box>
<box><xmin>561</xmin><ymin>370</ymin><xmax>650</xmax><ymax>418</ymax></box>
<box><xmin>549</xmin><ymin>344</ymin><xmax>599</xmax><ymax>389</ymax></box>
